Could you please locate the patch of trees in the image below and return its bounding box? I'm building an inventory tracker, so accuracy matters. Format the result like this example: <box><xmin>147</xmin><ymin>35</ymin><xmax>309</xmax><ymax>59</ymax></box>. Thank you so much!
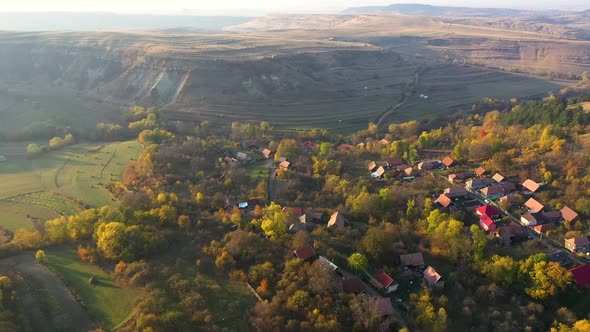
<box><xmin>502</xmin><ymin>96</ymin><xmax>590</xmax><ymax>127</ymax></box>
<box><xmin>26</xmin><ymin>133</ymin><xmax>75</xmax><ymax>156</ymax></box>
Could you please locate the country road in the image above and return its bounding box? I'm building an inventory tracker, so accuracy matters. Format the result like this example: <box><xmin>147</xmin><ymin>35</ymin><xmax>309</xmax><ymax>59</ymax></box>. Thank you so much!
<box><xmin>376</xmin><ymin>68</ymin><xmax>422</xmax><ymax>128</ymax></box>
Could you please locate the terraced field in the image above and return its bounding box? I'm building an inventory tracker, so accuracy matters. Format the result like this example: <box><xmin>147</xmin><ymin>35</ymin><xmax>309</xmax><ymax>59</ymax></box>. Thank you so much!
<box><xmin>0</xmin><ymin>141</ymin><xmax>141</xmax><ymax>232</ymax></box>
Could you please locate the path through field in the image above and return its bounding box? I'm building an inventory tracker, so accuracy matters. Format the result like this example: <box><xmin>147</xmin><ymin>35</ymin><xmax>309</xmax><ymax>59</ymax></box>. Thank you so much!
<box><xmin>0</xmin><ymin>253</ymin><xmax>91</xmax><ymax>331</ymax></box>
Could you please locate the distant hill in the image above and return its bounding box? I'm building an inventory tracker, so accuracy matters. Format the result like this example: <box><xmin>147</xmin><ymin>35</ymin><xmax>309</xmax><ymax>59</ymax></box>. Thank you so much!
<box><xmin>0</xmin><ymin>12</ymin><xmax>254</xmax><ymax>31</ymax></box>
<box><xmin>343</xmin><ymin>3</ymin><xmax>562</xmax><ymax>17</ymax></box>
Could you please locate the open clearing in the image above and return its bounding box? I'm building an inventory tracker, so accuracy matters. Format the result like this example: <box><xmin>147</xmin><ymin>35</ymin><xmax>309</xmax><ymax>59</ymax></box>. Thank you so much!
<box><xmin>0</xmin><ymin>141</ymin><xmax>141</xmax><ymax>232</ymax></box>
<box><xmin>45</xmin><ymin>246</ymin><xmax>139</xmax><ymax>329</ymax></box>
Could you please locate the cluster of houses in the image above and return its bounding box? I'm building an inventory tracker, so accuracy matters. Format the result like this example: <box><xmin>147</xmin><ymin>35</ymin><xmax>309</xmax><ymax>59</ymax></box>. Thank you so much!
<box><xmin>292</xmin><ymin>245</ymin><xmax>396</xmax><ymax>319</ymax></box>
<box><xmin>367</xmin><ymin>156</ymin><xmax>458</xmax><ymax>182</ymax></box>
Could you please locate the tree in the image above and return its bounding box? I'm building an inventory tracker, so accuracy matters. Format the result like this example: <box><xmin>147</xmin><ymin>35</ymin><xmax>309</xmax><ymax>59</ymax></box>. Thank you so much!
<box><xmin>258</xmin><ymin>203</ymin><xmax>288</xmax><ymax>238</ymax></box>
<box><xmin>348</xmin><ymin>253</ymin><xmax>368</xmax><ymax>273</ymax></box>
<box><xmin>359</xmin><ymin>227</ymin><xmax>389</xmax><ymax>262</ymax></box>
<box><xmin>35</xmin><ymin>250</ymin><xmax>46</xmax><ymax>262</ymax></box>
<box><xmin>96</xmin><ymin>222</ymin><xmax>127</xmax><ymax>260</ymax></box>
<box><xmin>469</xmin><ymin>224</ymin><xmax>487</xmax><ymax>264</ymax></box>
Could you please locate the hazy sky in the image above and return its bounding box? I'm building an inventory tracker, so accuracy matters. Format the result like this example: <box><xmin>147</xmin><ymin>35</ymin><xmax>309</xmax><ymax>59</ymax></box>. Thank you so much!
<box><xmin>0</xmin><ymin>0</ymin><xmax>586</xmax><ymax>14</ymax></box>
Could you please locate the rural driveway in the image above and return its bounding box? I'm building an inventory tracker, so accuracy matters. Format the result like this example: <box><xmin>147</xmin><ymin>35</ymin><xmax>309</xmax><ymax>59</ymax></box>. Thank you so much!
<box><xmin>0</xmin><ymin>253</ymin><xmax>91</xmax><ymax>331</ymax></box>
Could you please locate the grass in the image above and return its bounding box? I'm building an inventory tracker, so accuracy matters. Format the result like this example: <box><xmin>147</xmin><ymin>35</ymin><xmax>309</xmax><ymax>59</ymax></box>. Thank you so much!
<box><xmin>0</xmin><ymin>141</ymin><xmax>141</xmax><ymax>232</ymax></box>
<box><xmin>44</xmin><ymin>246</ymin><xmax>139</xmax><ymax>329</ymax></box>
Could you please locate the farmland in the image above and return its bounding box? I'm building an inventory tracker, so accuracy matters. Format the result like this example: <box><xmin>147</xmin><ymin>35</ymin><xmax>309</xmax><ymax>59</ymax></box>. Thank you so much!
<box><xmin>0</xmin><ymin>141</ymin><xmax>141</xmax><ymax>232</ymax></box>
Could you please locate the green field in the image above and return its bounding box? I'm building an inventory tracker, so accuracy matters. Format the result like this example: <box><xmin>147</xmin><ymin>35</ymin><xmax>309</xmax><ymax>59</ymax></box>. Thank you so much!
<box><xmin>0</xmin><ymin>141</ymin><xmax>141</xmax><ymax>232</ymax></box>
<box><xmin>45</xmin><ymin>246</ymin><xmax>139</xmax><ymax>329</ymax></box>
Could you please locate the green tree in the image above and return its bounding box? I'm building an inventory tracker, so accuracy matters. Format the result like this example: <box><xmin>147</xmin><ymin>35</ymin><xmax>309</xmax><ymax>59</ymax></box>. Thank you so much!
<box><xmin>26</xmin><ymin>143</ymin><xmax>42</xmax><ymax>155</ymax></box>
<box><xmin>469</xmin><ymin>224</ymin><xmax>487</xmax><ymax>264</ymax></box>
<box><xmin>348</xmin><ymin>253</ymin><xmax>368</xmax><ymax>273</ymax></box>
<box><xmin>359</xmin><ymin>227</ymin><xmax>389</xmax><ymax>262</ymax></box>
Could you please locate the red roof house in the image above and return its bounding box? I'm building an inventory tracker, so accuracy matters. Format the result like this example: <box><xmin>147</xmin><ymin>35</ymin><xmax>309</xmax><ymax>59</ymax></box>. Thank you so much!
<box><xmin>293</xmin><ymin>245</ymin><xmax>316</xmax><ymax>260</ymax></box>
<box><xmin>476</xmin><ymin>205</ymin><xmax>501</xmax><ymax>219</ymax></box>
<box><xmin>475</xmin><ymin>167</ymin><xmax>487</xmax><ymax>177</ymax></box>
<box><xmin>479</xmin><ymin>215</ymin><xmax>497</xmax><ymax>232</ymax></box>
<box><xmin>569</xmin><ymin>265</ymin><xmax>590</xmax><ymax>288</ymax></box>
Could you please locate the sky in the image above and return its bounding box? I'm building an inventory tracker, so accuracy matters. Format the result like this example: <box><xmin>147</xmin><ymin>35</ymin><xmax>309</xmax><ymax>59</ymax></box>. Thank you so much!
<box><xmin>0</xmin><ymin>0</ymin><xmax>586</xmax><ymax>15</ymax></box>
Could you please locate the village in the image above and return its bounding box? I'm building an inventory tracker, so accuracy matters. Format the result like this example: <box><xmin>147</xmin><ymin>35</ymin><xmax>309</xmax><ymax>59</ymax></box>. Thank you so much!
<box><xmin>214</xmin><ymin>136</ymin><xmax>590</xmax><ymax>325</ymax></box>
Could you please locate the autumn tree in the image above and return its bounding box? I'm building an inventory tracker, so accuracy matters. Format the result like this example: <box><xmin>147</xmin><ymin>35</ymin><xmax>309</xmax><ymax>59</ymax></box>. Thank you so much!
<box><xmin>348</xmin><ymin>253</ymin><xmax>368</xmax><ymax>273</ymax></box>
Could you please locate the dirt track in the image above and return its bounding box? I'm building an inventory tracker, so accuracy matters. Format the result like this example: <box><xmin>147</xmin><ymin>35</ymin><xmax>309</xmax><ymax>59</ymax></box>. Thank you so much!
<box><xmin>0</xmin><ymin>253</ymin><xmax>91</xmax><ymax>332</ymax></box>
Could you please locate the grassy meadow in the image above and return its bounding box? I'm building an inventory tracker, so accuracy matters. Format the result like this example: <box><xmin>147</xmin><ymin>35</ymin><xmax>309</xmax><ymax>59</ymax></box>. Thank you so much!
<box><xmin>0</xmin><ymin>141</ymin><xmax>141</xmax><ymax>232</ymax></box>
<box><xmin>44</xmin><ymin>246</ymin><xmax>139</xmax><ymax>329</ymax></box>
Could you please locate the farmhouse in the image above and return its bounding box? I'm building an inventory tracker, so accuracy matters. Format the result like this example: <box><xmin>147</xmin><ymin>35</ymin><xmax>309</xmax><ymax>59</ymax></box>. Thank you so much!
<box><xmin>522</xmin><ymin>179</ymin><xmax>541</xmax><ymax>193</ymax></box>
<box><xmin>374</xmin><ymin>271</ymin><xmax>399</xmax><ymax>292</ymax></box>
<box><xmin>371</xmin><ymin>166</ymin><xmax>386</xmax><ymax>179</ymax></box>
<box><xmin>434</xmin><ymin>194</ymin><xmax>453</xmax><ymax>209</ymax></box>
<box><xmin>475</xmin><ymin>167</ymin><xmax>487</xmax><ymax>177</ymax></box>
<box><xmin>480</xmin><ymin>182</ymin><xmax>517</xmax><ymax>199</ymax></box>
<box><xmin>423</xmin><ymin>266</ymin><xmax>444</xmax><ymax>288</ymax></box>
<box><xmin>279</xmin><ymin>160</ymin><xmax>290</xmax><ymax>171</ymax></box>
<box><xmin>341</xmin><ymin>278</ymin><xmax>366</xmax><ymax>294</ymax></box>
<box><xmin>524</xmin><ymin>198</ymin><xmax>544</xmax><ymax>213</ymax></box>
<box><xmin>491</xmin><ymin>173</ymin><xmax>505</xmax><ymax>183</ymax></box>
<box><xmin>293</xmin><ymin>245</ymin><xmax>316</xmax><ymax>261</ymax></box>
<box><xmin>327</xmin><ymin>211</ymin><xmax>345</xmax><ymax>228</ymax></box>
<box><xmin>418</xmin><ymin>160</ymin><xmax>442</xmax><ymax>171</ymax></box>
<box><xmin>569</xmin><ymin>265</ymin><xmax>590</xmax><ymax>288</ymax></box>
<box><xmin>443</xmin><ymin>187</ymin><xmax>469</xmax><ymax>199</ymax></box>
<box><xmin>441</xmin><ymin>156</ymin><xmax>456</xmax><ymax>168</ymax></box>
<box><xmin>368</xmin><ymin>161</ymin><xmax>378</xmax><ymax>172</ymax></box>
<box><xmin>262</xmin><ymin>148</ymin><xmax>273</xmax><ymax>159</ymax></box>
<box><xmin>466</xmin><ymin>178</ymin><xmax>494</xmax><ymax>190</ymax></box>
<box><xmin>520</xmin><ymin>212</ymin><xmax>541</xmax><ymax>226</ymax></box>
<box><xmin>532</xmin><ymin>223</ymin><xmax>556</xmax><ymax>235</ymax></box>
<box><xmin>476</xmin><ymin>205</ymin><xmax>502</xmax><ymax>220</ymax></box>
<box><xmin>400</xmin><ymin>253</ymin><xmax>425</xmax><ymax>268</ymax></box>
<box><xmin>479</xmin><ymin>215</ymin><xmax>497</xmax><ymax>232</ymax></box>
<box><xmin>565</xmin><ymin>237</ymin><xmax>590</xmax><ymax>254</ymax></box>
<box><xmin>561</xmin><ymin>206</ymin><xmax>579</xmax><ymax>224</ymax></box>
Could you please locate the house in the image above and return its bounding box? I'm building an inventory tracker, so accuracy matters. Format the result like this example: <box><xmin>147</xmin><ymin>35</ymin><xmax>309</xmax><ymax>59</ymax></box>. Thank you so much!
<box><xmin>475</xmin><ymin>167</ymin><xmax>487</xmax><ymax>177</ymax></box>
<box><xmin>357</xmin><ymin>142</ymin><xmax>366</xmax><ymax>148</ymax></box>
<box><xmin>303</xmin><ymin>141</ymin><xmax>317</xmax><ymax>150</ymax></box>
<box><xmin>569</xmin><ymin>265</ymin><xmax>590</xmax><ymax>288</ymax></box>
<box><xmin>371</xmin><ymin>166</ymin><xmax>386</xmax><ymax>179</ymax></box>
<box><xmin>338</xmin><ymin>144</ymin><xmax>354</xmax><ymax>152</ymax></box>
<box><xmin>379</xmin><ymin>139</ymin><xmax>390</xmax><ymax>145</ymax></box>
<box><xmin>565</xmin><ymin>237</ymin><xmax>590</xmax><ymax>254</ymax></box>
<box><xmin>443</xmin><ymin>187</ymin><xmax>469</xmax><ymax>199</ymax></box>
<box><xmin>479</xmin><ymin>215</ymin><xmax>497</xmax><ymax>232</ymax></box>
<box><xmin>387</xmin><ymin>158</ymin><xmax>404</xmax><ymax>167</ymax></box>
<box><xmin>400</xmin><ymin>253</ymin><xmax>425</xmax><ymax>268</ymax></box>
<box><xmin>532</xmin><ymin>223</ymin><xmax>556</xmax><ymax>235</ymax></box>
<box><xmin>341</xmin><ymin>278</ymin><xmax>366</xmax><ymax>294</ymax></box>
<box><xmin>236</xmin><ymin>152</ymin><xmax>249</xmax><ymax>161</ymax></box>
<box><xmin>448</xmin><ymin>172</ymin><xmax>474</xmax><ymax>184</ymax></box>
<box><xmin>374</xmin><ymin>271</ymin><xmax>399</xmax><ymax>292</ymax></box>
<box><xmin>293</xmin><ymin>245</ymin><xmax>316</xmax><ymax>261</ymax></box>
<box><xmin>466</xmin><ymin>178</ymin><xmax>495</xmax><ymax>190</ymax></box>
<box><xmin>247</xmin><ymin>199</ymin><xmax>263</xmax><ymax>210</ymax></box>
<box><xmin>480</xmin><ymin>182</ymin><xmax>517</xmax><ymax>200</ymax></box>
<box><xmin>368</xmin><ymin>161</ymin><xmax>378</xmax><ymax>172</ymax></box>
<box><xmin>522</xmin><ymin>179</ymin><xmax>541</xmax><ymax>193</ymax></box>
<box><xmin>418</xmin><ymin>160</ymin><xmax>442</xmax><ymax>171</ymax></box>
<box><xmin>423</xmin><ymin>266</ymin><xmax>444</xmax><ymax>288</ymax></box>
<box><xmin>494</xmin><ymin>225</ymin><xmax>527</xmax><ymax>245</ymax></box>
<box><xmin>434</xmin><ymin>194</ymin><xmax>453</xmax><ymax>208</ymax></box>
<box><xmin>279</xmin><ymin>161</ymin><xmax>290</xmax><ymax>171</ymax></box>
<box><xmin>374</xmin><ymin>297</ymin><xmax>395</xmax><ymax>318</ymax></box>
<box><xmin>277</xmin><ymin>157</ymin><xmax>287</xmax><ymax>163</ymax></box>
<box><xmin>262</xmin><ymin>148</ymin><xmax>273</xmax><ymax>159</ymax></box>
<box><xmin>328</xmin><ymin>211</ymin><xmax>345</xmax><ymax>228</ymax></box>
<box><xmin>520</xmin><ymin>212</ymin><xmax>541</xmax><ymax>226</ymax></box>
<box><xmin>283</xmin><ymin>207</ymin><xmax>304</xmax><ymax>217</ymax></box>
<box><xmin>540</xmin><ymin>211</ymin><xmax>562</xmax><ymax>223</ymax></box>
<box><xmin>492</xmin><ymin>173</ymin><xmax>505</xmax><ymax>183</ymax></box>
<box><xmin>499</xmin><ymin>194</ymin><xmax>518</xmax><ymax>205</ymax></box>
<box><xmin>404</xmin><ymin>167</ymin><xmax>415</xmax><ymax>176</ymax></box>
<box><xmin>462</xmin><ymin>199</ymin><xmax>483</xmax><ymax>211</ymax></box>
<box><xmin>476</xmin><ymin>205</ymin><xmax>502</xmax><ymax>219</ymax></box>
<box><xmin>318</xmin><ymin>256</ymin><xmax>338</xmax><ymax>271</ymax></box>
<box><xmin>289</xmin><ymin>223</ymin><xmax>308</xmax><ymax>233</ymax></box>
<box><xmin>300</xmin><ymin>212</ymin><xmax>322</xmax><ymax>224</ymax></box>
<box><xmin>524</xmin><ymin>198</ymin><xmax>544</xmax><ymax>213</ymax></box>
<box><xmin>442</xmin><ymin>156</ymin><xmax>456</xmax><ymax>168</ymax></box>
<box><xmin>561</xmin><ymin>206</ymin><xmax>579</xmax><ymax>224</ymax></box>
<box><xmin>548</xmin><ymin>250</ymin><xmax>571</xmax><ymax>267</ymax></box>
